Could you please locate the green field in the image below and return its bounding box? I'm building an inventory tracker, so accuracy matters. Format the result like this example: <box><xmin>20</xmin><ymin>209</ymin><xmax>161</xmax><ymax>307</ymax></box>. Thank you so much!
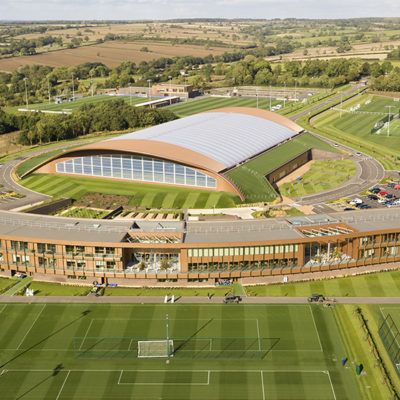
<box><xmin>13</xmin><ymin>95</ymin><xmax>147</xmax><ymax>113</ymax></box>
<box><xmin>0</xmin><ymin>278</ymin><xmax>17</xmax><ymax>294</ymax></box>
<box><xmin>28</xmin><ymin>281</ymin><xmax>92</xmax><ymax>296</ymax></box>
<box><xmin>168</xmin><ymin>96</ymin><xmax>283</xmax><ymax>117</ymax></box>
<box><xmin>246</xmin><ymin>270</ymin><xmax>400</xmax><ymax>297</ymax></box>
<box><xmin>20</xmin><ymin>173</ymin><xmax>239</xmax><ymax>209</ymax></box>
<box><xmin>59</xmin><ymin>207</ymin><xmax>109</xmax><ymax>219</ymax></box>
<box><xmin>312</xmin><ymin>94</ymin><xmax>400</xmax><ymax>170</ymax></box>
<box><xmin>279</xmin><ymin>159</ymin><xmax>356</xmax><ymax>198</ymax></box>
<box><xmin>225</xmin><ymin>133</ymin><xmax>337</xmax><ymax>202</ymax></box>
<box><xmin>0</xmin><ymin>303</ymin><xmax>368</xmax><ymax>400</ymax></box>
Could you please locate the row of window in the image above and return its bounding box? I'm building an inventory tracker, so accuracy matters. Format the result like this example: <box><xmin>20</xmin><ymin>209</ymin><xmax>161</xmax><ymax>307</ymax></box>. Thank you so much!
<box><xmin>188</xmin><ymin>258</ymin><xmax>299</xmax><ymax>271</ymax></box>
<box><xmin>9</xmin><ymin>242</ymin><xmax>116</xmax><ymax>256</ymax></box>
<box><xmin>55</xmin><ymin>154</ymin><xmax>217</xmax><ymax>188</ymax></box>
<box><xmin>188</xmin><ymin>245</ymin><xmax>299</xmax><ymax>258</ymax></box>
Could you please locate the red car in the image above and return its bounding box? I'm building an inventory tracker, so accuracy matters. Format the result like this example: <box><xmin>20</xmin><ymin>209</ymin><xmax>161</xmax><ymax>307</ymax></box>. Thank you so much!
<box><xmin>394</xmin><ymin>184</ymin><xmax>400</xmax><ymax>190</ymax></box>
<box><xmin>379</xmin><ymin>191</ymin><xmax>389</xmax><ymax>197</ymax></box>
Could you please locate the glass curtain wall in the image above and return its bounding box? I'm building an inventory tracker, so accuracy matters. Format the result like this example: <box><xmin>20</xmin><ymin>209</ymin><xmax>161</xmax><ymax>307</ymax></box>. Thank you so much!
<box><xmin>56</xmin><ymin>154</ymin><xmax>217</xmax><ymax>189</ymax></box>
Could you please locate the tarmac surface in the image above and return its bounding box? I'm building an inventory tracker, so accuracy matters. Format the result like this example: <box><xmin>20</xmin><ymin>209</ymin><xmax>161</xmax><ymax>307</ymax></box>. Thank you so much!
<box><xmin>0</xmin><ymin>295</ymin><xmax>399</xmax><ymax>304</ymax></box>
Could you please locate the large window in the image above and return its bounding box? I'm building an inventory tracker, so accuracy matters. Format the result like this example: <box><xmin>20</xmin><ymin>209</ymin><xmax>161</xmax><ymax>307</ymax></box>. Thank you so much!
<box><xmin>56</xmin><ymin>154</ymin><xmax>217</xmax><ymax>189</ymax></box>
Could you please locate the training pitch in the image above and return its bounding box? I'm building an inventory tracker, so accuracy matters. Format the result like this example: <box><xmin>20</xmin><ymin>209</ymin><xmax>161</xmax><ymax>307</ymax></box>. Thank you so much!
<box><xmin>0</xmin><ymin>303</ymin><xmax>362</xmax><ymax>399</ymax></box>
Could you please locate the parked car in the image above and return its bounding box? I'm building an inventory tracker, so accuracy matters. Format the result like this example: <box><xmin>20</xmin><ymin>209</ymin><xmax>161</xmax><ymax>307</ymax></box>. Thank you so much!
<box><xmin>370</xmin><ymin>187</ymin><xmax>381</xmax><ymax>194</ymax></box>
<box><xmin>349</xmin><ymin>198</ymin><xmax>363</xmax><ymax>205</ymax></box>
<box><xmin>308</xmin><ymin>294</ymin><xmax>325</xmax><ymax>303</ymax></box>
<box><xmin>367</xmin><ymin>194</ymin><xmax>378</xmax><ymax>200</ymax></box>
<box><xmin>223</xmin><ymin>295</ymin><xmax>242</xmax><ymax>304</ymax></box>
<box><xmin>379</xmin><ymin>191</ymin><xmax>389</xmax><ymax>197</ymax></box>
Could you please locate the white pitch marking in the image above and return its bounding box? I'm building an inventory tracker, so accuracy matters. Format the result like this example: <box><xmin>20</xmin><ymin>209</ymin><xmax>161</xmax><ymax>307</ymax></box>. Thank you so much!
<box><xmin>309</xmin><ymin>305</ymin><xmax>323</xmax><ymax>352</ymax></box>
<box><xmin>55</xmin><ymin>370</ymin><xmax>70</xmax><ymax>400</ymax></box>
<box><xmin>325</xmin><ymin>371</ymin><xmax>337</xmax><ymax>400</ymax></box>
<box><xmin>79</xmin><ymin>319</ymin><xmax>94</xmax><ymax>351</ymax></box>
<box><xmin>118</xmin><ymin>370</ymin><xmax>124</xmax><ymax>385</ymax></box>
<box><xmin>260</xmin><ymin>371</ymin><xmax>266</xmax><ymax>400</ymax></box>
<box><xmin>256</xmin><ymin>318</ymin><xmax>261</xmax><ymax>351</ymax></box>
<box><xmin>16</xmin><ymin>304</ymin><xmax>46</xmax><ymax>350</ymax></box>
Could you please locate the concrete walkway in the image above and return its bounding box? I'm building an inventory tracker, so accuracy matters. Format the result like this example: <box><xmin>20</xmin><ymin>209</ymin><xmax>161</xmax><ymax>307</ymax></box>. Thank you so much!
<box><xmin>0</xmin><ymin>295</ymin><xmax>399</xmax><ymax>304</ymax></box>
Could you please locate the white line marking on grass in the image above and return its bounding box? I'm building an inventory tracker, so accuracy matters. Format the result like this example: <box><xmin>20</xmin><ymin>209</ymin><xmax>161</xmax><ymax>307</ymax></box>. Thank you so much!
<box><xmin>117</xmin><ymin>370</ymin><xmax>210</xmax><ymax>386</ymax></box>
<box><xmin>325</xmin><ymin>371</ymin><xmax>337</xmax><ymax>400</ymax></box>
<box><xmin>79</xmin><ymin>319</ymin><xmax>94</xmax><ymax>351</ymax></box>
<box><xmin>260</xmin><ymin>371</ymin><xmax>266</xmax><ymax>400</ymax></box>
<box><xmin>256</xmin><ymin>318</ymin><xmax>261</xmax><ymax>351</ymax></box>
<box><xmin>55</xmin><ymin>370</ymin><xmax>70</xmax><ymax>400</ymax></box>
<box><xmin>379</xmin><ymin>307</ymin><xmax>400</xmax><ymax>349</ymax></box>
<box><xmin>128</xmin><ymin>339</ymin><xmax>134</xmax><ymax>351</ymax></box>
<box><xmin>16</xmin><ymin>304</ymin><xmax>46</xmax><ymax>350</ymax></box>
<box><xmin>0</xmin><ymin>305</ymin><xmax>7</xmax><ymax>314</ymax></box>
<box><xmin>309</xmin><ymin>305</ymin><xmax>323</xmax><ymax>352</ymax></box>
<box><xmin>118</xmin><ymin>370</ymin><xmax>124</xmax><ymax>385</ymax></box>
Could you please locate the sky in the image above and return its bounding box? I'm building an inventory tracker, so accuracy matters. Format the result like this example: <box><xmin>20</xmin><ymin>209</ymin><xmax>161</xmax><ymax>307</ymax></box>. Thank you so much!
<box><xmin>1</xmin><ymin>0</ymin><xmax>400</xmax><ymax>20</ymax></box>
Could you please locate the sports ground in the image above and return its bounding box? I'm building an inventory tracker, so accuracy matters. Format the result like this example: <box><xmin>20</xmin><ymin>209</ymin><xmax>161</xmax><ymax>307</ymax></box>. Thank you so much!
<box><xmin>0</xmin><ymin>303</ymin><xmax>362</xmax><ymax>400</ymax></box>
<box><xmin>312</xmin><ymin>94</ymin><xmax>400</xmax><ymax>170</ymax></box>
<box><xmin>12</xmin><ymin>95</ymin><xmax>148</xmax><ymax>113</ymax></box>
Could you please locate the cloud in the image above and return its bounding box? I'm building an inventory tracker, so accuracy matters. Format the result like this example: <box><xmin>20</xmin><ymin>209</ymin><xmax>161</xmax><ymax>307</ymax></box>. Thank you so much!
<box><xmin>1</xmin><ymin>0</ymin><xmax>400</xmax><ymax>20</ymax></box>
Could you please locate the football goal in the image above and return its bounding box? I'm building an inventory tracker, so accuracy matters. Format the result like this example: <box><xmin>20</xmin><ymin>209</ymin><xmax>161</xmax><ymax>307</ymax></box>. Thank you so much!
<box><xmin>137</xmin><ymin>340</ymin><xmax>174</xmax><ymax>358</ymax></box>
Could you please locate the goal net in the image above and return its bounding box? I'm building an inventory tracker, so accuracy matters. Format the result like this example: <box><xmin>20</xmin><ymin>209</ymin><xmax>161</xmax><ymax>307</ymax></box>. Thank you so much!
<box><xmin>137</xmin><ymin>340</ymin><xmax>174</xmax><ymax>358</ymax></box>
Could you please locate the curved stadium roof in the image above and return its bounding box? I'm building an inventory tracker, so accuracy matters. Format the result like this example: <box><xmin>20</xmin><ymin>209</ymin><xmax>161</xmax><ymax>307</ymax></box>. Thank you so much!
<box><xmin>63</xmin><ymin>108</ymin><xmax>304</xmax><ymax>173</ymax></box>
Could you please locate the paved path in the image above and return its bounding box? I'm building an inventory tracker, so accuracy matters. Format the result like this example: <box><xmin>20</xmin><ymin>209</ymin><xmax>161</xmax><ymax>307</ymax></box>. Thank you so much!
<box><xmin>289</xmin><ymin>84</ymin><xmax>385</xmax><ymax>206</ymax></box>
<box><xmin>0</xmin><ymin>295</ymin><xmax>399</xmax><ymax>304</ymax></box>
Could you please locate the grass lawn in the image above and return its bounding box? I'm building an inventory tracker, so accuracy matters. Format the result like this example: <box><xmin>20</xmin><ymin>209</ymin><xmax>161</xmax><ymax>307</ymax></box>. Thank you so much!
<box><xmin>0</xmin><ymin>277</ymin><xmax>17</xmax><ymax>294</ymax></box>
<box><xmin>168</xmin><ymin>96</ymin><xmax>283</xmax><ymax>117</ymax></box>
<box><xmin>312</xmin><ymin>94</ymin><xmax>400</xmax><ymax>170</ymax></box>
<box><xmin>279</xmin><ymin>159</ymin><xmax>356</xmax><ymax>198</ymax></box>
<box><xmin>59</xmin><ymin>207</ymin><xmax>109</xmax><ymax>219</ymax></box>
<box><xmin>246</xmin><ymin>270</ymin><xmax>400</xmax><ymax>297</ymax></box>
<box><xmin>0</xmin><ymin>303</ymin><xmax>370</xmax><ymax>399</ymax></box>
<box><xmin>10</xmin><ymin>95</ymin><xmax>147</xmax><ymax>113</ymax></box>
<box><xmin>27</xmin><ymin>281</ymin><xmax>91</xmax><ymax>296</ymax></box>
<box><xmin>225</xmin><ymin>133</ymin><xmax>338</xmax><ymax>202</ymax></box>
<box><xmin>20</xmin><ymin>173</ymin><xmax>240</xmax><ymax>209</ymax></box>
<box><xmin>104</xmin><ymin>286</ymin><xmax>234</xmax><ymax>297</ymax></box>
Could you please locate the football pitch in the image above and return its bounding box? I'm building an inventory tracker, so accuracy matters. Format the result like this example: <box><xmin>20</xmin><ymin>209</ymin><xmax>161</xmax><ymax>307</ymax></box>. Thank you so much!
<box><xmin>0</xmin><ymin>303</ymin><xmax>363</xmax><ymax>399</ymax></box>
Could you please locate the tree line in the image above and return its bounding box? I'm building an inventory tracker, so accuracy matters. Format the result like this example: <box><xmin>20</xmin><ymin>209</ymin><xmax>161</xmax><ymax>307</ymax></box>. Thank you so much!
<box><xmin>0</xmin><ymin>99</ymin><xmax>176</xmax><ymax>145</ymax></box>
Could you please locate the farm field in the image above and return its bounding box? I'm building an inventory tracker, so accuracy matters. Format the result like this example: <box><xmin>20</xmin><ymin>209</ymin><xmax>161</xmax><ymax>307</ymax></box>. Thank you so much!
<box><xmin>168</xmin><ymin>96</ymin><xmax>283</xmax><ymax>117</ymax></box>
<box><xmin>279</xmin><ymin>159</ymin><xmax>356</xmax><ymax>198</ymax></box>
<box><xmin>0</xmin><ymin>40</ymin><xmax>235</xmax><ymax>71</ymax></box>
<box><xmin>225</xmin><ymin>133</ymin><xmax>337</xmax><ymax>202</ymax></box>
<box><xmin>15</xmin><ymin>95</ymin><xmax>147</xmax><ymax>113</ymax></box>
<box><xmin>20</xmin><ymin>173</ymin><xmax>240</xmax><ymax>209</ymax></box>
<box><xmin>312</xmin><ymin>94</ymin><xmax>400</xmax><ymax>170</ymax></box>
<box><xmin>0</xmin><ymin>303</ymin><xmax>367</xmax><ymax>400</ymax></box>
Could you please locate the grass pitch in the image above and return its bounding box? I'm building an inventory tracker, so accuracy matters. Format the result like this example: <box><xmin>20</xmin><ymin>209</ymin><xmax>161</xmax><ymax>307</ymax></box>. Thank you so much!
<box><xmin>20</xmin><ymin>173</ymin><xmax>239</xmax><ymax>209</ymax></box>
<box><xmin>312</xmin><ymin>94</ymin><xmax>400</xmax><ymax>170</ymax></box>
<box><xmin>167</xmin><ymin>96</ymin><xmax>282</xmax><ymax>117</ymax></box>
<box><xmin>12</xmin><ymin>95</ymin><xmax>148</xmax><ymax>113</ymax></box>
<box><xmin>0</xmin><ymin>303</ymin><xmax>363</xmax><ymax>400</ymax></box>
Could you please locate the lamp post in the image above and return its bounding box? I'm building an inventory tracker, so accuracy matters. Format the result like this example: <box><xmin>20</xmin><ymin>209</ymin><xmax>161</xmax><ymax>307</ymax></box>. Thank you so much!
<box><xmin>386</xmin><ymin>105</ymin><xmax>394</xmax><ymax>137</ymax></box>
<box><xmin>256</xmin><ymin>87</ymin><xmax>259</xmax><ymax>109</ymax></box>
<box><xmin>168</xmin><ymin>75</ymin><xmax>172</xmax><ymax>105</ymax></box>
<box><xmin>23</xmin><ymin>77</ymin><xmax>28</xmax><ymax>108</ymax></box>
<box><xmin>48</xmin><ymin>78</ymin><xmax>51</xmax><ymax>104</ymax></box>
<box><xmin>147</xmin><ymin>79</ymin><xmax>152</xmax><ymax>99</ymax></box>
<box><xmin>71</xmin><ymin>73</ymin><xmax>75</xmax><ymax>101</ymax></box>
